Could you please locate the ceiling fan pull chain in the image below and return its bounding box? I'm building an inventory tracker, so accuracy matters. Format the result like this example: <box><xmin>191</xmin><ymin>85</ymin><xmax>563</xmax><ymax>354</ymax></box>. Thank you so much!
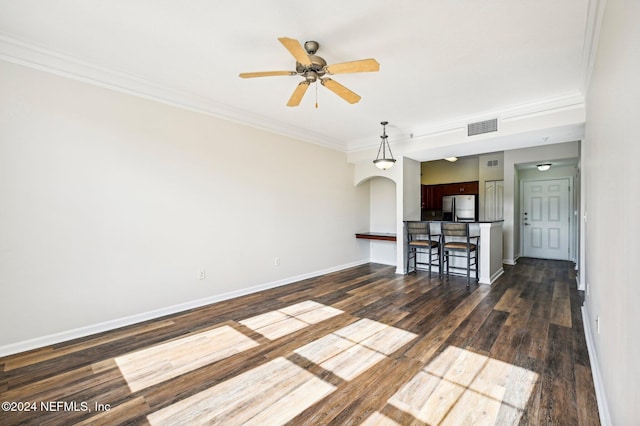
<box><xmin>315</xmin><ymin>81</ymin><xmax>318</xmax><ymax>109</ymax></box>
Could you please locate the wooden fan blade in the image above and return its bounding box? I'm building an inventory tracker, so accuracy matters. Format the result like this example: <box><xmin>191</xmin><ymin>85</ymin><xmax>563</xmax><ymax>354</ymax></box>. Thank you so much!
<box><xmin>287</xmin><ymin>81</ymin><xmax>310</xmax><ymax>107</ymax></box>
<box><xmin>278</xmin><ymin>37</ymin><xmax>312</xmax><ymax>66</ymax></box>
<box><xmin>320</xmin><ymin>78</ymin><xmax>361</xmax><ymax>104</ymax></box>
<box><xmin>325</xmin><ymin>58</ymin><xmax>380</xmax><ymax>74</ymax></box>
<box><xmin>239</xmin><ymin>71</ymin><xmax>296</xmax><ymax>78</ymax></box>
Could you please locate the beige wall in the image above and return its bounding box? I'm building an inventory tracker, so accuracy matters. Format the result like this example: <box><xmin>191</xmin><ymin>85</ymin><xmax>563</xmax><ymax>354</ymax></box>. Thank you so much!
<box><xmin>0</xmin><ymin>60</ymin><xmax>370</xmax><ymax>351</ymax></box>
<box><xmin>420</xmin><ymin>156</ymin><xmax>479</xmax><ymax>185</ymax></box>
<box><xmin>583</xmin><ymin>0</ymin><xmax>640</xmax><ymax>423</ymax></box>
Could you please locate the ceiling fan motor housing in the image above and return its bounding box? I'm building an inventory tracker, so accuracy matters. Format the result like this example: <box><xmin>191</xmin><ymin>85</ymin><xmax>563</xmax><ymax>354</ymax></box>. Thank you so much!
<box><xmin>296</xmin><ymin>55</ymin><xmax>327</xmax><ymax>76</ymax></box>
<box><xmin>304</xmin><ymin>40</ymin><xmax>319</xmax><ymax>54</ymax></box>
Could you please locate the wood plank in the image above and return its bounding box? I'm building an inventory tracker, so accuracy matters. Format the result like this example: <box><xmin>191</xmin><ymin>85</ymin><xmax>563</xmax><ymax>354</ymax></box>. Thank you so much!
<box><xmin>115</xmin><ymin>324</ymin><xmax>260</xmax><ymax>392</ymax></box>
<box><xmin>0</xmin><ymin>258</ymin><xmax>598</xmax><ymax>425</ymax></box>
<box><xmin>403</xmin><ymin>285</ymin><xmax>490</xmax><ymax>363</ymax></box>
<box><xmin>74</xmin><ymin>396</ymin><xmax>151</xmax><ymax>426</ymax></box>
<box><xmin>575</xmin><ymin>363</ymin><xmax>601</xmax><ymax>426</ymax></box>
<box><xmin>539</xmin><ymin>324</ymin><xmax>580</xmax><ymax>424</ymax></box>
<box><xmin>3</xmin><ymin>320</ymin><xmax>176</xmax><ymax>371</ymax></box>
<box><xmin>550</xmin><ymin>279</ymin><xmax>573</xmax><ymax>327</ymax></box>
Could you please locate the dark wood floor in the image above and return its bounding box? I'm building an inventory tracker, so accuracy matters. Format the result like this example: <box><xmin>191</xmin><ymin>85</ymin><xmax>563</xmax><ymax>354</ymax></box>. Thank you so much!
<box><xmin>0</xmin><ymin>258</ymin><xmax>599</xmax><ymax>425</ymax></box>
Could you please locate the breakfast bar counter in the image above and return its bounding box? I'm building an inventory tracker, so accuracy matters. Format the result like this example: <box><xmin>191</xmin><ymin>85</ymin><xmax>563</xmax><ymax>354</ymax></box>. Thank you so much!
<box><xmin>406</xmin><ymin>220</ymin><xmax>504</xmax><ymax>285</ymax></box>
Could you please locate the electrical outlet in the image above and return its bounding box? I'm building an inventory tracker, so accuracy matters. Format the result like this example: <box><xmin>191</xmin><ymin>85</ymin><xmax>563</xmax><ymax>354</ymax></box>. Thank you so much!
<box><xmin>199</xmin><ymin>269</ymin><xmax>206</xmax><ymax>280</ymax></box>
<box><xmin>274</xmin><ymin>257</ymin><xmax>280</xmax><ymax>267</ymax></box>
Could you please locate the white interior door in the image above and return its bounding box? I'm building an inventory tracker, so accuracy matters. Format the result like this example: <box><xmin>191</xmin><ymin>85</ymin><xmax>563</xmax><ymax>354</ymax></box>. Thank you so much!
<box><xmin>485</xmin><ymin>181</ymin><xmax>496</xmax><ymax>221</ymax></box>
<box><xmin>495</xmin><ymin>180</ymin><xmax>504</xmax><ymax>220</ymax></box>
<box><xmin>522</xmin><ymin>179</ymin><xmax>570</xmax><ymax>260</ymax></box>
<box><xmin>484</xmin><ymin>180</ymin><xmax>504</xmax><ymax>221</ymax></box>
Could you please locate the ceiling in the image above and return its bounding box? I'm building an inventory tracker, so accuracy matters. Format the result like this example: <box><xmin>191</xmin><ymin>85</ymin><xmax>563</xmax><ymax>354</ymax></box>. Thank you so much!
<box><xmin>0</xmin><ymin>1</ymin><xmax>591</xmax><ymax>153</ymax></box>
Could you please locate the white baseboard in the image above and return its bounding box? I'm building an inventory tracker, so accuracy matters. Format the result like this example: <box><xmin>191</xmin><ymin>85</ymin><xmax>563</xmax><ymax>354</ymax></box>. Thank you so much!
<box><xmin>0</xmin><ymin>259</ymin><xmax>369</xmax><ymax>358</ymax></box>
<box><xmin>488</xmin><ymin>267</ymin><xmax>505</xmax><ymax>285</ymax></box>
<box><xmin>503</xmin><ymin>254</ymin><xmax>519</xmax><ymax>265</ymax></box>
<box><xmin>581</xmin><ymin>304</ymin><xmax>612</xmax><ymax>426</ymax></box>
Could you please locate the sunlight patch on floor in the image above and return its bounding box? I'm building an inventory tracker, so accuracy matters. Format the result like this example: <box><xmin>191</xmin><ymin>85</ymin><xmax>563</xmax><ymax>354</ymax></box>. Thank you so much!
<box><xmin>239</xmin><ymin>300</ymin><xmax>343</xmax><ymax>340</ymax></box>
<box><xmin>388</xmin><ymin>346</ymin><xmax>538</xmax><ymax>425</ymax></box>
<box><xmin>360</xmin><ymin>411</ymin><xmax>402</xmax><ymax>425</ymax></box>
<box><xmin>295</xmin><ymin>318</ymin><xmax>418</xmax><ymax>380</ymax></box>
<box><xmin>115</xmin><ymin>325</ymin><xmax>259</xmax><ymax>392</ymax></box>
<box><xmin>146</xmin><ymin>357</ymin><xmax>335</xmax><ymax>425</ymax></box>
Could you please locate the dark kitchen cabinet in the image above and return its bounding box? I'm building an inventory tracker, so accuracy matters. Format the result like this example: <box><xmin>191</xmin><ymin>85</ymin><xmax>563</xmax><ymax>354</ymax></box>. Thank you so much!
<box><xmin>421</xmin><ymin>181</ymin><xmax>479</xmax><ymax>210</ymax></box>
<box><xmin>450</xmin><ymin>181</ymin><xmax>478</xmax><ymax>194</ymax></box>
<box><xmin>431</xmin><ymin>185</ymin><xmax>444</xmax><ymax>210</ymax></box>
<box><xmin>421</xmin><ymin>185</ymin><xmax>434</xmax><ymax>209</ymax></box>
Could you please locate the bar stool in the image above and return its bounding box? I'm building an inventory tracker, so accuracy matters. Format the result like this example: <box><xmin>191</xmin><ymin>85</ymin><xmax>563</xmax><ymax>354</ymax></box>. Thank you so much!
<box><xmin>441</xmin><ymin>222</ymin><xmax>479</xmax><ymax>286</ymax></box>
<box><xmin>406</xmin><ymin>221</ymin><xmax>440</xmax><ymax>276</ymax></box>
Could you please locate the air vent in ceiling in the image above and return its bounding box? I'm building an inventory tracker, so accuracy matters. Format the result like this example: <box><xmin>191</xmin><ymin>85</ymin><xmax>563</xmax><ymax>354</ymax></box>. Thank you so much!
<box><xmin>468</xmin><ymin>118</ymin><xmax>498</xmax><ymax>136</ymax></box>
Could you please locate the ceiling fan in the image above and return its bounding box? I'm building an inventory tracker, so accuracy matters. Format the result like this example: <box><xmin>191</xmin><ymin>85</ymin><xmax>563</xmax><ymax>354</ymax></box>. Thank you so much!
<box><xmin>239</xmin><ymin>37</ymin><xmax>379</xmax><ymax>107</ymax></box>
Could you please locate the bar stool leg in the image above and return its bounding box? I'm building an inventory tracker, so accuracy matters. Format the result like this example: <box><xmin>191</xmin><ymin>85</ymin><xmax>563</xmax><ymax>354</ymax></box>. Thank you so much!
<box><xmin>467</xmin><ymin>250</ymin><xmax>471</xmax><ymax>286</ymax></box>
<box><xmin>476</xmin><ymin>246</ymin><xmax>479</xmax><ymax>283</ymax></box>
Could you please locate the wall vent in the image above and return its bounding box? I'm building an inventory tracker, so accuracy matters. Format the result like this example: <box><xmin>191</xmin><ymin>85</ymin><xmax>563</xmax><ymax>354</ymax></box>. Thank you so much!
<box><xmin>486</xmin><ymin>159</ymin><xmax>499</xmax><ymax>167</ymax></box>
<box><xmin>468</xmin><ymin>118</ymin><xmax>498</xmax><ymax>136</ymax></box>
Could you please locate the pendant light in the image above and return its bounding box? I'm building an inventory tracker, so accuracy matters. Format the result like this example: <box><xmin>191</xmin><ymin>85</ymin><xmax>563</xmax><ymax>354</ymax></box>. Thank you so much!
<box><xmin>373</xmin><ymin>121</ymin><xmax>396</xmax><ymax>170</ymax></box>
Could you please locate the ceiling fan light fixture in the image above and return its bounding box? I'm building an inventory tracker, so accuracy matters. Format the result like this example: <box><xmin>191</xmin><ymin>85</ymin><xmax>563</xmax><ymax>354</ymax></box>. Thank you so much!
<box><xmin>537</xmin><ymin>163</ymin><xmax>552</xmax><ymax>171</ymax></box>
<box><xmin>444</xmin><ymin>157</ymin><xmax>458</xmax><ymax>162</ymax></box>
<box><xmin>373</xmin><ymin>121</ymin><xmax>396</xmax><ymax>170</ymax></box>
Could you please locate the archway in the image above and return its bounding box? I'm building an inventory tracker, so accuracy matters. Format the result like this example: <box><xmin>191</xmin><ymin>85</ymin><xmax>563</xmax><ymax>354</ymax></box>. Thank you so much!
<box><xmin>355</xmin><ymin>176</ymin><xmax>397</xmax><ymax>266</ymax></box>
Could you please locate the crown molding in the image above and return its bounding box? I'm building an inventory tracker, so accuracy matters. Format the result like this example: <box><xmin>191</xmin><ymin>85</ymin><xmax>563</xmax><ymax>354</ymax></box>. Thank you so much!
<box><xmin>581</xmin><ymin>0</ymin><xmax>608</xmax><ymax>93</ymax></box>
<box><xmin>345</xmin><ymin>92</ymin><xmax>585</xmax><ymax>153</ymax></box>
<box><xmin>0</xmin><ymin>31</ymin><xmax>590</xmax><ymax>155</ymax></box>
<box><xmin>0</xmin><ymin>33</ymin><xmax>345</xmax><ymax>152</ymax></box>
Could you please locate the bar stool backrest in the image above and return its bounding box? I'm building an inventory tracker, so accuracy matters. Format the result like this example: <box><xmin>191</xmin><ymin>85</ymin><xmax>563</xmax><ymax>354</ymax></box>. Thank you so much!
<box><xmin>407</xmin><ymin>221</ymin><xmax>430</xmax><ymax>239</ymax></box>
<box><xmin>442</xmin><ymin>223</ymin><xmax>469</xmax><ymax>237</ymax></box>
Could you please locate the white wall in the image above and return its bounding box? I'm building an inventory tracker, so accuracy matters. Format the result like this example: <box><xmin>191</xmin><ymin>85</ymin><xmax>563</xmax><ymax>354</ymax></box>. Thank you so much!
<box><xmin>0</xmin><ymin>60</ymin><xmax>370</xmax><ymax>351</ymax></box>
<box><xmin>518</xmin><ymin>165</ymin><xmax>578</xmax><ymax>262</ymax></box>
<box><xmin>401</xmin><ymin>157</ymin><xmax>422</xmax><ymax>272</ymax></box>
<box><xmin>352</xmin><ymin>157</ymin><xmax>420</xmax><ymax>274</ymax></box>
<box><xmin>369</xmin><ymin>177</ymin><xmax>396</xmax><ymax>265</ymax></box>
<box><xmin>502</xmin><ymin>141</ymin><xmax>580</xmax><ymax>264</ymax></box>
<box><xmin>479</xmin><ymin>152</ymin><xmax>504</xmax><ymax>221</ymax></box>
<box><xmin>584</xmin><ymin>0</ymin><xmax>640</xmax><ymax>423</ymax></box>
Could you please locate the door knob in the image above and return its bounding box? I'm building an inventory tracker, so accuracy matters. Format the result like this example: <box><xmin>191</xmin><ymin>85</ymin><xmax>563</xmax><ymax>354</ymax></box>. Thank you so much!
<box><xmin>524</xmin><ymin>223</ymin><xmax>530</xmax><ymax>226</ymax></box>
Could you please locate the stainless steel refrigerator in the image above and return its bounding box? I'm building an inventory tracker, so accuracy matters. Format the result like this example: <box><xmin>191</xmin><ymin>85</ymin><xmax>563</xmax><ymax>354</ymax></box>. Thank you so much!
<box><xmin>442</xmin><ymin>194</ymin><xmax>477</xmax><ymax>222</ymax></box>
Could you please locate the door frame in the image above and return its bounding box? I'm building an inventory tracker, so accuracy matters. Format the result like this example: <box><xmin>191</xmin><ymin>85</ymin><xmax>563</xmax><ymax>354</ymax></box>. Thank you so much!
<box><xmin>520</xmin><ymin>177</ymin><xmax>575</xmax><ymax>262</ymax></box>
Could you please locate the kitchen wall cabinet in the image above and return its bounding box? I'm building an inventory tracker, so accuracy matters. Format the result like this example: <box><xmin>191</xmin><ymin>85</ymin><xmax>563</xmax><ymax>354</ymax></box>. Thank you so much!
<box><xmin>421</xmin><ymin>181</ymin><xmax>479</xmax><ymax>210</ymax></box>
<box><xmin>421</xmin><ymin>185</ymin><xmax>443</xmax><ymax>210</ymax></box>
<box><xmin>484</xmin><ymin>180</ymin><xmax>504</xmax><ymax>221</ymax></box>
<box><xmin>452</xmin><ymin>181</ymin><xmax>479</xmax><ymax>194</ymax></box>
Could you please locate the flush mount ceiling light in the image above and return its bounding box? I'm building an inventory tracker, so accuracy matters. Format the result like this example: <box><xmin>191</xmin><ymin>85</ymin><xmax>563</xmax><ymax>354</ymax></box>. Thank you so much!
<box><xmin>444</xmin><ymin>157</ymin><xmax>458</xmax><ymax>162</ymax></box>
<box><xmin>373</xmin><ymin>121</ymin><xmax>396</xmax><ymax>170</ymax></box>
<box><xmin>537</xmin><ymin>163</ymin><xmax>552</xmax><ymax>171</ymax></box>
